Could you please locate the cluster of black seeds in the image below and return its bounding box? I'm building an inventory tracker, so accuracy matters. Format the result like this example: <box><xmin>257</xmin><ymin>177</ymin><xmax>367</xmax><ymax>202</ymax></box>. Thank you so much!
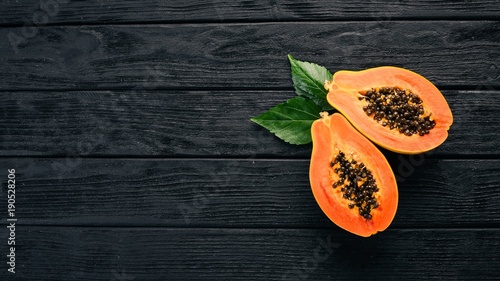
<box><xmin>330</xmin><ymin>151</ymin><xmax>379</xmax><ymax>220</ymax></box>
<box><xmin>359</xmin><ymin>87</ymin><xmax>436</xmax><ymax>136</ymax></box>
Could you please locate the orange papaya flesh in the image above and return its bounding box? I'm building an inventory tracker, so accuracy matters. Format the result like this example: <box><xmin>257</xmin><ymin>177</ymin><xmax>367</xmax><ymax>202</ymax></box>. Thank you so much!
<box><xmin>310</xmin><ymin>113</ymin><xmax>398</xmax><ymax>237</ymax></box>
<box><xmin>325</xmin><ymin>66</ymin><xmax>453</xmax><ymax>154</ymax></box>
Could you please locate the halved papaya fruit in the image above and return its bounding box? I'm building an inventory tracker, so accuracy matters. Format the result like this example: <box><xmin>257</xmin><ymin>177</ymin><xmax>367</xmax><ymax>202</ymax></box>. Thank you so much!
<box><xmin>310</xmin><ymin>113</ymin><xmax>398</xmax><ymax>237</ymax></box>
<box><xmin>325</xmin><ymin>66</ymin><xmax>453</xmax><ymax>154</ymax></box>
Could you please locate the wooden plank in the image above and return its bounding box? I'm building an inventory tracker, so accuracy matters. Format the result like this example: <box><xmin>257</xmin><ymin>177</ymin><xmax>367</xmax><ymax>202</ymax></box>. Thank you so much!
<box><xmin>1</xmin><ymin>158</ymin><xmax>499</xmax><ymax>228</ymax></box>
<box><xmin>1</xmin><ymin>21</ymin><xmax>499</xmax><ymax>90</ymax></box>
<box><xmin>0</xmin><ymin>90</ymin><xmax>497</xmax><ymax>157</ymax></box>
<box><xmin>0</xmin><ymin>226</ymin><xmax>498</xmax><ymax>280</ymax></box>
<box><xmin>1</xmin><ymin>0</ymin><xmax>499</xmax><ymax>25</ymax></box>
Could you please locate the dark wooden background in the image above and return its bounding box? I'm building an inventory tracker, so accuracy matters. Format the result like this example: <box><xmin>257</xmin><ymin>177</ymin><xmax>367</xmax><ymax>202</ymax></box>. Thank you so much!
<box><xmin>0</xmin><ymin>1</ymin><xmax>499</xmax><ymax>280</ymax></box>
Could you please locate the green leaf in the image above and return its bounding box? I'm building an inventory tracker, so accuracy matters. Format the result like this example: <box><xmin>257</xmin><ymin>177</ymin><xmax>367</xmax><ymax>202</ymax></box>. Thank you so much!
<box><xmin>288</xmin><ymin>54</ymin><xmax>333</xmax><ymax>110</ymax></box>
<box><xmin>251</xmin><ymin>97</ymin><xmax>322</xmax><ymax>145</ymax></box>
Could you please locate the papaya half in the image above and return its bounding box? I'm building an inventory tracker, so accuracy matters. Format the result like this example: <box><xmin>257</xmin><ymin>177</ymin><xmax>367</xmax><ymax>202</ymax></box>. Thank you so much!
<box><xmin>310</xmin><ymin>113</ymin><xmax>398</xmax><ymax>237</ymax></box>
<box><xmin>325</xmin><ymin>66</ymin><xmax>453</xmax><ymax>154</ymax></box>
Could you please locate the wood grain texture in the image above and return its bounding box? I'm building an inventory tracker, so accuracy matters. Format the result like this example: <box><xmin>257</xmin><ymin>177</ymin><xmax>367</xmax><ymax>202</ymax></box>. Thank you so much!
<box><xmin>0</xmin><ymin>90</ymin><xmax>496</xmax><ymax>157</ymax></box>
<box><xmin>0</xmin><ymin>2</ymin><xmax>498</xmax><ymax>281</ymax></box>
<box><xmin>1</xmin><ymin>21</ymin><xmax>499</xmax><ymax>90</ymax></box>
<box><xmin>1</xmin><ymin>0</ymin><xmax>500</xmax><ymax>25</ymax></box>
<box><xmin>0</xmin><ymin>226</ymin><xmax>498</xmax><ymax>280</ymax></box>
<box><xmin>1</xmin><ymin>158</ymin><xmax>499</xmax><ymax>228</ymax></box>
